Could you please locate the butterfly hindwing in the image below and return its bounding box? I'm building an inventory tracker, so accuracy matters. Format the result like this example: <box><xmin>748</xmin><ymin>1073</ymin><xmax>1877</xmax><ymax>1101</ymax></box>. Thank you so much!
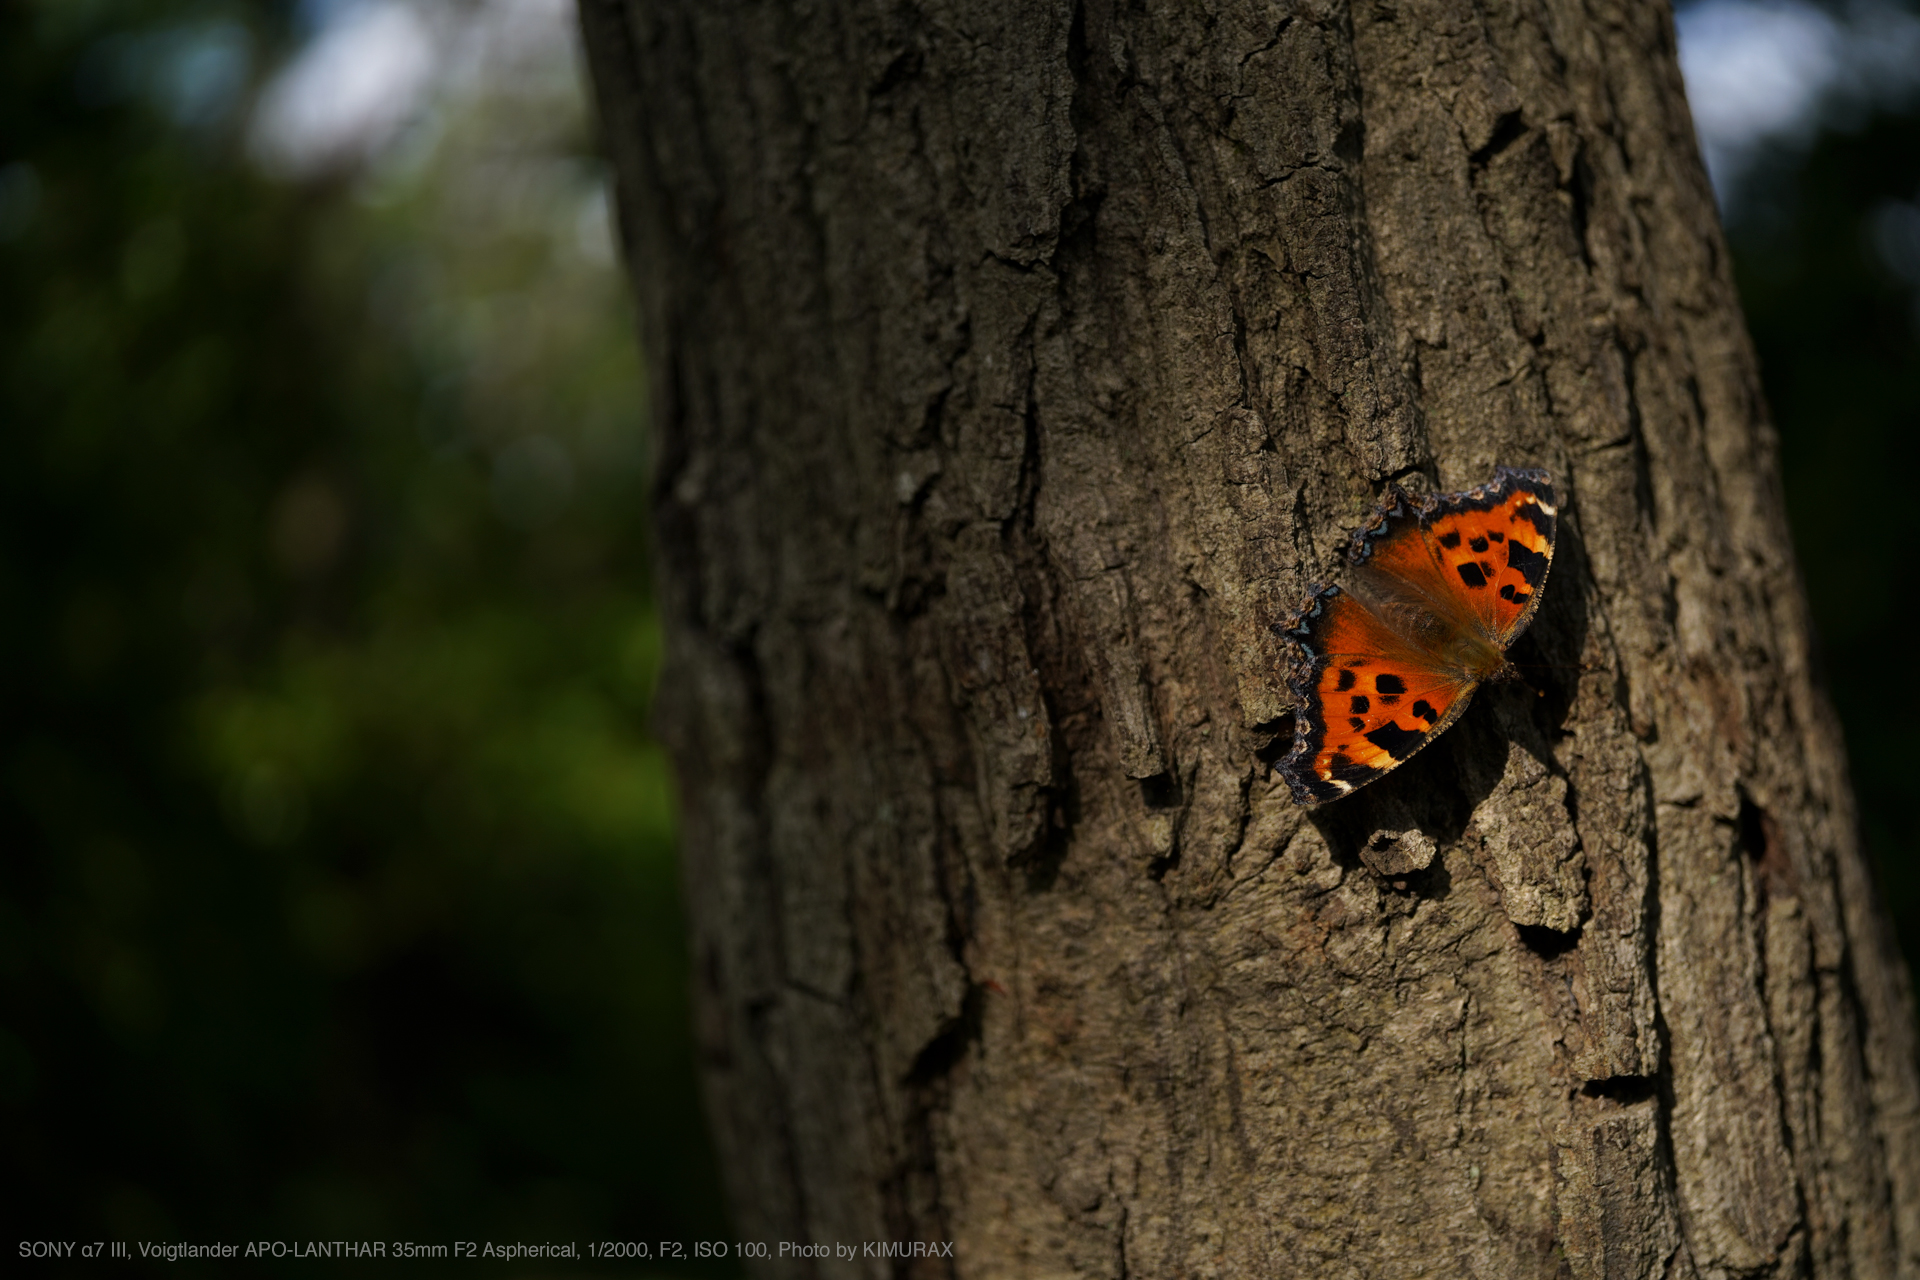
<box><xmin>1278</xmin><ymin>586</ymin><xmax>1476</xmax><ymax>804</ymax></box>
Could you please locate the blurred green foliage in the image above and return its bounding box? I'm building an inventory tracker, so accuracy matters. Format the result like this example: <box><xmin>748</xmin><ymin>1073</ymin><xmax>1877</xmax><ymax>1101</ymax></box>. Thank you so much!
<box><xmin>1</xmin><ymin>0</ymin><xmax>731</xmax><ymax>1264</ymax></box>
<box><xmin>1726</xmin><ymin>91</ymin><xmax>1920</xmax><ymax>989</ymax></box>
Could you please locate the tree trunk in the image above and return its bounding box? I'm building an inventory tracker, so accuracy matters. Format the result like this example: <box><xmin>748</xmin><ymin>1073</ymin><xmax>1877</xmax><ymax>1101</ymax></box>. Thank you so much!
<box><xmin>579</xmin><ymin>0</ymin><xmax>1920</xmax><ymax>1274</ymax></box>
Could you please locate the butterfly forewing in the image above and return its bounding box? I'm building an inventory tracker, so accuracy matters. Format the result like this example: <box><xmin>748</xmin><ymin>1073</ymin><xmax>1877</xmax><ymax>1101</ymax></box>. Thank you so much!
<box><xmin>1343</xmin><ymin>506</ymin><xmax>1490</xmax><ymax>652</ymax></box>
<box><xmin>1419</xmin><ymin>473</ymin><xmax>1556</xmax><ymax>646</ymax></box>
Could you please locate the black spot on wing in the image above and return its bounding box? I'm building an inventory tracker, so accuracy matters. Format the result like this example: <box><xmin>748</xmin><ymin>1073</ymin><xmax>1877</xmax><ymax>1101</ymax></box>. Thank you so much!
<box><xmin>1374</xmin><ymin>673</ymin><xmax>1406</xmax><ymax>695</ymax></box>
<box><xmin>1411</xmin><ymin>699</ymin><xmax>1437</xmax><ymax>722</ymax></box>
<box><xmin>1513</xmin><ymin>500</ymin><xmax>1553</xmax><ymax>539</ymax></box>
<box><xmin>1365</xmin><ymin>719</ymin><xmax>1429</xmax><ymax>760</ymax></box>
<box><xmin>1437</xmin><ymin>530</ymin><xmax>1462</xmax><ymax>549</ymax></box>
<box><xmin>1457</xmin><ymin>561</ymin><xmax>1488</xmax><ymax>589</ymax></box>
<box><xmin>1468</xmin><ymin>535</ymin><xmax>1489</xmax><ymax>553</ymax></box>
<box><xmin>1349</xmin><ymin>695</ymin><xmax>1369</xmax><ymax>714</ymax></box>
<box><xmin>1507</xmin><ymin>540</ymin><xmax>1548</xmax><ymax>586</ymax></box>
<box><xmin>1499</xmin><ymin>583</ymin><xmax>1520</xmax><ymax>602</ymax></box>
<box><xmin>1486</xmin><ymin>530</ymin><xmax>1504</xmax><ymax>542</ymax></box>
<box><xmin>1349</xmin><ymin>717</ymin><xmax>1365</xmax><ymax>730</ymax></box>
<box><xmin>1334</xmin><ymin>668</ymin><xmax>1357</xmax><ymax>692</ymax></box>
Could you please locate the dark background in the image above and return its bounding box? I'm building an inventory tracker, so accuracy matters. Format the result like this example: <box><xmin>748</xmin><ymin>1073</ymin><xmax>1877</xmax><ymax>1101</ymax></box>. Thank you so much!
<box><xmin>1724</xmin><ymin>65</ymin><xmax>1920</xmax><ymax>975</ymax></box>
<box><xmin>2</xmin><ymin>0</ymin><xmax>1916</xmax><ymax>1270</ymax></box>
<box><xmin>1</xmin><ymin>0</ymin><xmax>733</xmax><ymax>1270</ymax></box>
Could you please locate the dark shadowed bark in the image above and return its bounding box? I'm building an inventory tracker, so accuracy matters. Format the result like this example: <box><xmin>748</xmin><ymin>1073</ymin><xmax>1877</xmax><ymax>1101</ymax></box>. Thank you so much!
<box><xmin>578</xmin><ymin>0</ymin><xmax>1920</xmax><ymax>1273</ymax></box>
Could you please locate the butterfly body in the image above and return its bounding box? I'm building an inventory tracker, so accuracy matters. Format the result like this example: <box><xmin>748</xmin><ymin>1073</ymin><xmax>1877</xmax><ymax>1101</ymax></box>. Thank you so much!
<box><xmin>1277</xmin><ymin>468</ymin><xmax>1558</xmax><ymax>806</ymax></box>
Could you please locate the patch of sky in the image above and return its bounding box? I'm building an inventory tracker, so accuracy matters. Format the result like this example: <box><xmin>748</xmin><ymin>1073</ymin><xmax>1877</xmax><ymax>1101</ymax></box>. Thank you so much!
<box><xmin>246</xmin><ymin>0</ymin><xmax>579</xmax><ymax>181</ymax></box>
<box><xmin>1676</xmin><ymin>0</ymin><xmax>1920</xmax><ymax>211</ymax></box>
<box><xmin>249</xmin><ymin>0</ymin><xmax>439</xmax><ymax>178</ymax></box>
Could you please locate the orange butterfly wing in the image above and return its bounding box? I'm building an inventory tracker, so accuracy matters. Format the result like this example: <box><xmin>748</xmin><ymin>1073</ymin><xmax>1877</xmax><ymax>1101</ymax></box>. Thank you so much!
<box><xmin>1280</xmin><ymin>589</ymin><xmax>1479</xmax><ymax>801</ymax></box>
<box><xmin>1415</xmin><ymin>480</ymin><xmax>1556</xmax><ymax>646</ymax></box>
<box><xmin>1277</xmin><ymin>468</ymin><xmax>1557</xmax><ymax>805</ymax></box>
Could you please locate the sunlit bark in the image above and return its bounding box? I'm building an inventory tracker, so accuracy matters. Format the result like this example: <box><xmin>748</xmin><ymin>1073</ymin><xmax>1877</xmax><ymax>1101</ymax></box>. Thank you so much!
<box><xmin>581</xmin><ymin>0</ymin><xmax>1920</xmax><ymax>1273</ymax></box>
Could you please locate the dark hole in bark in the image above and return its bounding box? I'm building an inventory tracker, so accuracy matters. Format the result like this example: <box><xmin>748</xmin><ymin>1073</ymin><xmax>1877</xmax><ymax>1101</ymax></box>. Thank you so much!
<box><xmin>1734</xmin><ymin>787</ymin><xmax>1796</xmax><ymax>905</ymax></box>
<box><xmin>1469</xmin><ymin>109</ymin><xmax>1527</xmax><ymax>167</ymax></box>
<box><xmin>1020</xmin><ymin>786</ymin><xmax>1078</xmax><ymax>892</ymax></box>
<box><xmin>1516</xmin><ymin>922</ymin><xmax>1581</xmax><ymax>958</ymax></box>
<box><xmin>1139</xmin><ymin>772</ymin><xmax>1180</xmax><ymax>809</ymax></box>
<box><xmin>1254</xmin><ymin>713</ymin><xmax>1296</xmax><ymax>769</ymax></box>
<box><xmin>1580</xmin><ymin>1075</ymin><xmax>1659</xmax><ymax>1104</ymax></box>
<box><xmin>1385</xmin><ymin>855</ymin><xmax>1451</xmax><ymax>901</ymax></box>
<box><xmin>905</xmin><ymin>984</ymin><xmax>985</xmax><ymax>1086</ymax></box>
<box><xmin>1737</xmin><ymin>792</ymin><xmax>1769</xmax><ymax>864</ymax></box>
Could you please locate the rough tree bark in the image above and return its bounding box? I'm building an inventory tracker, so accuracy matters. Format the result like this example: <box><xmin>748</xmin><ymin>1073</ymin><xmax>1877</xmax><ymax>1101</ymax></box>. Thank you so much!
<box><xmin>579</xmin><ymin>0</ymin><xmax>1920</xmax><ymax>1274</ymax></box>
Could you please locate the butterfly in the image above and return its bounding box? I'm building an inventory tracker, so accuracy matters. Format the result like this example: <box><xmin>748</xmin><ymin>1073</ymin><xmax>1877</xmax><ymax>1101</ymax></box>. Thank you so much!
<box><xmin>1275</xmin><ymin>467</ymin><xmax>1558</xmax><ymax>805</ymax></box>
